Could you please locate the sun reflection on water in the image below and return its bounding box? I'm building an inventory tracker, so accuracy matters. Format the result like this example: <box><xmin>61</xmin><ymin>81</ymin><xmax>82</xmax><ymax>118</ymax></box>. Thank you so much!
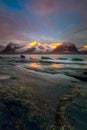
<box><xmin>29</xmin><ymin>62</ymin><xmax>41</xmax><ymax>69</ymax></box>
<box><xmin>28</xmin><ymin>62</ymin><xmax>64</xmax><ymax>69</ymax></box>
<box><xmin>51</xmin><ymin>63</ymin><xmax>63</xmax><ymax>68</ymax></box>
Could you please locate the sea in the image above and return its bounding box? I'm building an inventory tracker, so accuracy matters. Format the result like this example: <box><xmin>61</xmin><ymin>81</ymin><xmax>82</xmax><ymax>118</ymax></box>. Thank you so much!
<box><xmin>1</xmin><ymin>54</ymin><xmax>87</xmax><ymax>69</ymax></box>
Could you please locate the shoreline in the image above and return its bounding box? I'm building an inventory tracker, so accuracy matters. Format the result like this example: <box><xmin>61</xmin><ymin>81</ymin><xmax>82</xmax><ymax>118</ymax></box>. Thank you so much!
<box><xmin>0</xmin><ymin>56</ymin><xmax>87</xmax><ymax>130</ymax></box>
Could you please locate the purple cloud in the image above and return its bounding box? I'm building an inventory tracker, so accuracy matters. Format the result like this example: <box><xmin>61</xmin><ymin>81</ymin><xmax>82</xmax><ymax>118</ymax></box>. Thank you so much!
<box><xmin>0</xmin><ymin>0</ymin><xmax>87</xmax><ymax>46</ymax></box>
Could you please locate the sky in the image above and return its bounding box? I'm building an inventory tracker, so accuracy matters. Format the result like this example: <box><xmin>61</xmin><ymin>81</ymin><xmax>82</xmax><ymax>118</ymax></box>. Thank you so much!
<box><xmin>0</xmin><ymin>0</ymin><xmax>87</xmax><ymax>47</ymax></box>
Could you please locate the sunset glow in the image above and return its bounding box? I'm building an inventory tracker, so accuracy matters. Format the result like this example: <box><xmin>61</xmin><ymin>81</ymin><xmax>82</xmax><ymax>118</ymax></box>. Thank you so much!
<box><xmin>51</xmin><ymin>63</ymin><xmax>63</xmax><ymax>68</ymax></box>
<box><xmin>27</xmin><ymin>41</ymin><xmax>62</xmax><ymax>49</ymax></box>
<box><xmin>29</xmin><ymin>63</ymin><xmax>40</xmax><ymax>68</ymax></box>
<box><xmin>20</xmin><ymin>41</ymin><xmax>87</xmax><ymax>51</ymax></box>
<box><xmin>44</xmin><ymin>44</ymin><xmax>50</xmax><ymax>48</ymax></box>
<box><xmin>51</xmin><ymin>43</ymin><xmax>62</xmax><ymax>48</ymax></box>
<box><xmin>29</xmin><ymin>41</ymin><xmax>41</xmax><ymax>47</ymax></box>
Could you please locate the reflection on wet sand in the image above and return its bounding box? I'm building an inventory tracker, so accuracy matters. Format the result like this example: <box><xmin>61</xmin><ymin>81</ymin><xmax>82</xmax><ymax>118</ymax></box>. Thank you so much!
<box><xmin>28</xmin><ymin>62</ymin><xmax>63</xmax><ymax>69</ymax></box>
<box><xmin>51</xmin><ymin>63</ymin><xmax>63</xmax><ymax>69</ymax></box>
<box><xmin>29</xmin><ymin>62</ymin><xmax>41</xmax><ymax>69</ymax></box>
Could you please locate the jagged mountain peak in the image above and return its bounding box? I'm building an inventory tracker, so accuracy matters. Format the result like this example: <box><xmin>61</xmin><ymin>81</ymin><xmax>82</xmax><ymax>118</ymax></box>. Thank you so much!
<box><xmin>62</xmin><ymin>41</ymin><xmax>75</xmax><ymax>46</ymax></box>
<box><xmin>3</xmin><ymin>42</ymin><xmax>23</xmax><ymax>53</ymax></box>
<box><xmin>0</xmin><ymin>44</ymin><xmax>5</xmax><ymax>51</ymax></box>
<box><xmin>53</xmin><ymin>41</ymin><xmax>78</xmax><ymax>53</ymax></box>
<box><xmin>1</xmin><ymin>41</ymin><xmax>79</xmax><ymax>54</ymax></box>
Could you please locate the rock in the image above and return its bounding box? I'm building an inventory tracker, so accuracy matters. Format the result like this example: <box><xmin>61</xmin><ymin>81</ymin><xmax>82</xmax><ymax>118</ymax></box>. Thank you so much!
<box><xmin>83</xmin><ymin>71</ymin><xmax>87</xmax><ymax>75</ymax></box>
<box><xmin>20</xmin><ymin>55</ymin><xmax>25</xmax><ymax>59</ymax></box>
<box><xmin>41</xmin><ymin>56</ymin><xmax>52</xmax><ymax>60</ymax></box>
<box><xmin>71</xmin><ymin>58</ymin><xmax>83</xmax><ymax>61</ymax></box>
<box><xmin>57</xmin><ymin>58</ymin><xmax>68</xmax><ymax>60</ymax></box>
<box><xmin>65</xmin><ymin>74</ymin><xmax>87</xmax><ymax>81</ymax></box>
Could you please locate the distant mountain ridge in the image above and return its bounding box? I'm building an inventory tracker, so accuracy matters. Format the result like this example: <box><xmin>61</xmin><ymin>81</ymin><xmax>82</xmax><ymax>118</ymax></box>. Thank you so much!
<box><xmin>2</xmin><ymin>42</ymin><xmax>24</xmax><ymax>53</ymax></box>
<box><xmin>0</xmin><ymin>45</ymin><xmax>5</xmax><ymax>51</ymax></box>
<box><xmin>53</xmin><ymin>42</ymin><xmax>78</xmax><ymax>54</ymax></box>
<box><xmin>78</xmin><ymin>46</ymin><xmax>87</xmax><ymax>54</ymax></box>
<box><xmin>0</xmin><ymin>41</ymin><xmax>87</xmax><ymax>54</ymax></box>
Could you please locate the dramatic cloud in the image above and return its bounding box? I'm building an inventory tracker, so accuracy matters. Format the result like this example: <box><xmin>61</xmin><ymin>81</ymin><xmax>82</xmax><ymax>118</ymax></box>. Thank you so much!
<box><xmin>0</xmin><ymin>0</ymin><xmax>87</xmax><ymax>46</ymax></box>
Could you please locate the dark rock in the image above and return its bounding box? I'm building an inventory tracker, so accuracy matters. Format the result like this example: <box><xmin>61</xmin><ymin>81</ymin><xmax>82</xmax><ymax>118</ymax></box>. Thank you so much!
<box><xmin>10</xmin><ymin>77</ymin><xmax>17</xmax><ymax>80</ymax></box>
<box><xmin>41</xmin><ymin>56</ymin><xmax>52</xmax><ymax>60</ymax></box>
<box><xmin>83</xmin><ymin>71</ymin><xmax>87</xmax><ymax>75</ymax></box>
<box><xmin>0</xmin><ymin>56</ymin><xmax>3</xmax><ymax>58</ymax></box>
<box><xmin>65</xmin><ymin>74</ymin><xmax>87</xmax><ymax>82</ymax></box>
<box><xmin>71</xmin><ymin>58</ymin><xmax>83</xmax><ymax>61</ymax></box>
<box><xmin>57</xmin><ymin>58</ymin><xmax>68</xmax><ymax>60</ymax></box>
<box><xmin>20</xmin><ymin>55</ymin><xmax>25</xmax><ymax>59</ymax></box>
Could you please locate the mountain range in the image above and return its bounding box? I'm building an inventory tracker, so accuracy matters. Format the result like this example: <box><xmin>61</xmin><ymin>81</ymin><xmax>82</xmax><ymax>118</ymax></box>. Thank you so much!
<box><xmin>0</xmin><ymin>41</ymin><xmax>87</xmax><ymax>54</ymax></box>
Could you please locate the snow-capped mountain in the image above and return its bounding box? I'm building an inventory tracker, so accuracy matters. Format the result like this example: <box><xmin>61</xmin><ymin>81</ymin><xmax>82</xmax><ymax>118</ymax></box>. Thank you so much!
<box><xmin>78</xmin><ymin>45</ymin><xmax>87</xmax><ymax>54</ymax></box>
<box><xmin>3</xmin><ymin>42</ymin><xmax>24</xmax><ymax>53</ymax></box>
<box><xmin>53</xmin><ymin>42</ymin><xmax>78</xmax><ymax>53</ymax></box>
<box><xmin>16</xmin><ymin>41</ymin><xmax>52</xmax><ymax>53</ymax></box>
<box><xmin>0</xmin><ymin>45</ymin><xmax>5</xmax><ymax>51</ymax></box>
<box><xmin>32</xmin><ymin>43</ymin><xmax>51</xmax><ymax>53</ymax></box>
<box><xmin>2</xmin><ymin>41</ymin><xmax>79</xmax><ymax>54</ymax></box>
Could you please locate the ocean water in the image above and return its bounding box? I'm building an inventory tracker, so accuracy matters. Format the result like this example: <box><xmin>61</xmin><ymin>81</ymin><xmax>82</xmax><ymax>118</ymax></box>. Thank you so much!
<box><xmin>26</xmin><ymin>54</ymin><xmax>87</xmax><ymax>69</ymax></box>
<box><xmin>0</xmin><ymin>54</ymin><xmax>87</xmax><ymax>69</ymax></box>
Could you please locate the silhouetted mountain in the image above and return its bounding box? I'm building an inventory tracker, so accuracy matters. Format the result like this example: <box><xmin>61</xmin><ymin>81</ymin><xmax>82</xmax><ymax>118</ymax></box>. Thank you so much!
<box><xmin>79</xmin><ymin>50</ymin><xmax>87</xmax><ymax>54</ymax></box>
<box><xmin>22</xmin><ymin>47</ymin><xmax>36</xmax><ymax>54</ymax></box>
<box><xmin>53</xmin><ymin>42</ymin><xmax>78</xmax><ymax>53</ymax></box>
<box><xmin>3</xmin><ymin>42</ymin><xmax>23</xmax><ymax>53</ymax></box>
<box><xmin>1</xmin><ymin>41</ymin><xmax>81</xmax><ymax>54</ymax></box>
<box><xmin>0</xmin><ymin>45</ymin><xmax>5</xmax><ymax>51</ymax></box>
<box><xmin>78</xmin><ymin>46</ymin><xmax>87</xmax><ymax>54</ymax></box>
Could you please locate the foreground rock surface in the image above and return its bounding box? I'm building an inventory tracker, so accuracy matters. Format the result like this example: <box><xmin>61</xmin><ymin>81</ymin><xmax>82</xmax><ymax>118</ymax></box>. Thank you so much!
<box><xmin>0</xmin><ymin>57</ymin><xmax>87</xmax><ymax>130</ymax></box>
